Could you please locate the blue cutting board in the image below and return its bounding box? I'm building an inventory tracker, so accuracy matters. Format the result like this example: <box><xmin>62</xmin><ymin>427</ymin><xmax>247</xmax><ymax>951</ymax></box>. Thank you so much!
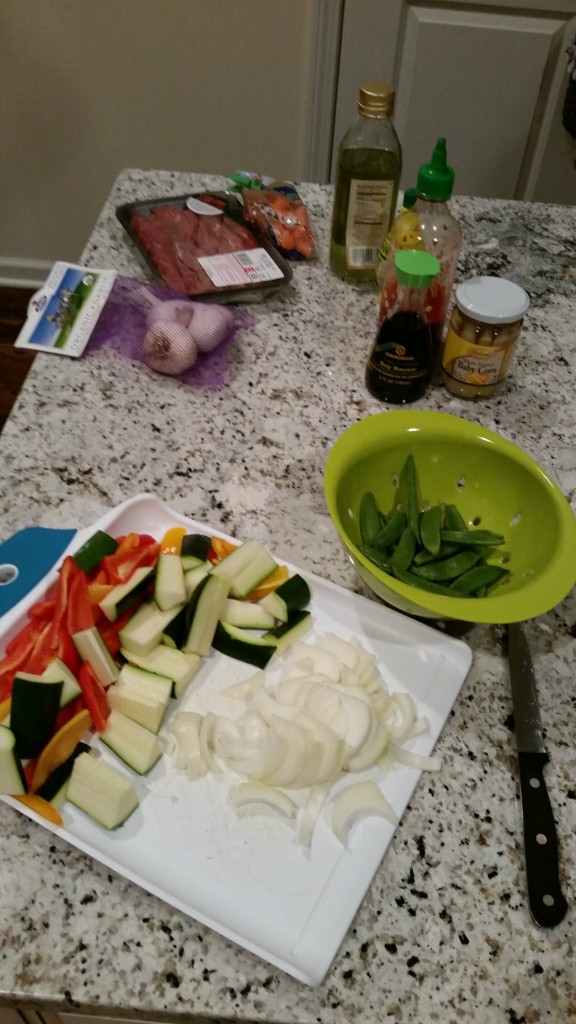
<box><xmin>0</xmin><ymin>527</ymin><xmax>77</xmax><ymax>618</ymax></box>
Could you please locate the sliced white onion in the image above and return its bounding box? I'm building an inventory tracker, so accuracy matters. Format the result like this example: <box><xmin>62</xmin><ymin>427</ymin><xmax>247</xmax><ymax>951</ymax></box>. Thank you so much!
<box><xmin>332</xmin><ymin>781</ymin><xmax>397</xmax><ymax>847</ymax></box>
<box><xmin>229</xmin><ymin>782</ymin><xmax>297</xmax><ymax>819</ymax></box>
<box><xmin>169</xmin><ymin>711</ymin><xmax>206</xmax><ymax>777</ymax></box>
<box><xmin>388</xmin><ymin>741</ymin><xmax>441</xmax><ymax>772</ymax></box>
<box><xmin>388</xmin><ymin>692</ymin><xmax>416</xmax><ymax>741</ymax></box>
<box><xmin>223</xmin><ymin>671</ymin><xmax>266</xmax><ymax>700</ymax></box>
<box><xmin>347</xmin><ymin>723</ymin><xmax>390</xmax><ymax>773</ymax></box>
<box><xmin>295</xmin><ymin>786</ymin><xmax>328</xmax><ymax>847</ymax></box>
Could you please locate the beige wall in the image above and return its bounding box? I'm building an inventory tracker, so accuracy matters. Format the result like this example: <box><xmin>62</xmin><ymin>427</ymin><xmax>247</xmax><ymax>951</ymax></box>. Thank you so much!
<box><xmin>0</xmin><ymin>0</ymin><xmax>321</xmax><ymax>264</ymax></box>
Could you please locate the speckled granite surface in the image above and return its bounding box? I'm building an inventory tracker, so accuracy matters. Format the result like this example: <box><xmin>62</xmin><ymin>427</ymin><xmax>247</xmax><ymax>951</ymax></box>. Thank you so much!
<box><xmin>0</xmin><ymin>170</ymin><xmax>575</xmax><ymax>1023</ymax></box>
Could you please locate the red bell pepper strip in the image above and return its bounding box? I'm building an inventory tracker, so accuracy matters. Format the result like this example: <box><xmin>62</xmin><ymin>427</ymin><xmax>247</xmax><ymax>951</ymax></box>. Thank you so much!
<box><xmin>27</xmin><ymin>597</ymin><xmax>57</xmax><ymax>620</ymax></box>
<box><xmin>66</xmin><ymin>568</ymin><xmax>94</xmax><ymax>635</ymax></box>
<box><xmin>78</xmin><ymin>661</ymin><xmax>109</xmax><ymax>733</ymax></box>
<box><xmin>52</xmin><ymin>693</ymin><xmax>87</xmax><ymax>733</ymax></box>
<box><xmin>101</xmin><ymin>540</ymin><xmax>160</xmax><ymax>585</ymax></box>
<box><xmin>97</xmin><ymin>599</ymin><xmax>143</xmax><ymax>658</ymax></box>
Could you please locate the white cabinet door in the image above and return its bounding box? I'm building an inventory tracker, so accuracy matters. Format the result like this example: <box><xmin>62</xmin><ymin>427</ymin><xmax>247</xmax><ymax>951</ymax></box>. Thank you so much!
<box><xmin>330</xmin><ymin>0</ymin><xmax>576</xmax><ymax>203</ymax></box>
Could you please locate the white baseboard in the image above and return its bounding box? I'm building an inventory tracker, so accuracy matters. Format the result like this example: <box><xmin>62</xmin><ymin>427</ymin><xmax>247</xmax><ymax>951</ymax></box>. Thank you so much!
<box><xmin>0</xmin><ymin>257</ymin><xmax>52</xmax><ymax>289</ymax></box>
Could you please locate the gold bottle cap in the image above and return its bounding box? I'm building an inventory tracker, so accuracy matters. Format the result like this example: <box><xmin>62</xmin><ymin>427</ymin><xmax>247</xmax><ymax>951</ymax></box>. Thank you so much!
<box><xmin>358</xmin><ymin>82</ymin><xmax>395</xmax><ymax>117</ymax></box>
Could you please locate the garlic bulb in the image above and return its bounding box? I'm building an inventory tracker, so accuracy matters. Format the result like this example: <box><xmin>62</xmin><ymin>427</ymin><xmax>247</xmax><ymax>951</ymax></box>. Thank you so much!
<box><xmin>143</xmin><ymin>322</ymin><xmax>198</xmax><ymax>375</ymax></box>
<box><xmin>188</xmin><ymin>303</ymin><xmax>235</xmax><ymax>353</ymax></box>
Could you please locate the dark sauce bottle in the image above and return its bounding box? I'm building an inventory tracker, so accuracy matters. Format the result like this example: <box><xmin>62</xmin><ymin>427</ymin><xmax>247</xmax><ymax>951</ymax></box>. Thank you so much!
<box><xmin>366</xmin><ymin>249</ymin><xmax>440</xmax><ymax>404</ymax></box>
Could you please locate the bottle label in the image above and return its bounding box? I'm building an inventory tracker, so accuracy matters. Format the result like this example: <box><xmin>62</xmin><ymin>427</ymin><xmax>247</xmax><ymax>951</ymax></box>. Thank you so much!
<box><xmin>442</xmin><ymin>327</ymin><xmax>516</xmax><ymax>387</ymax></box>
<box><xmin>346</xmin><ymin>179</ymin><xmax>395</xmax><ymax>268</ymax></box>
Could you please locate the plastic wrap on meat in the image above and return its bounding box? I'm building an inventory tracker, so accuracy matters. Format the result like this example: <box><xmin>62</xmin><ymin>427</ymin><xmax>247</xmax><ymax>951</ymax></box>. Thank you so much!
<box><xmin>130</xmin><ymin>206</ymin><xmax>259</xmax><ymax>294</ymax></box>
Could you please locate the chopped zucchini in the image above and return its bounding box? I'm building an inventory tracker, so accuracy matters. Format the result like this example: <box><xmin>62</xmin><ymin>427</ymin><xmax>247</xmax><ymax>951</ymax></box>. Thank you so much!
<box><xmin>72</xmin><ymin>627</ymin><xmax>119</xmax><ymax>688</ymax></box>
<box><xmin>101</xmin><ymin>710</ymin><xmax>162</xmax><ymax>775</ymax></box>
<box><xmin>181</xmin><ymin>575</ymin><xmax>230</xmax><ymax>656</ymax></box>
<box><xmin>264</xmin><ymin>609</ymin><xmax>312</xmax><ymax>656</ymax></box>
<box><xmin>42</xmin><ymin>658</ymin><xmax>82</xmax><ymax>707</ymax></box>
<box><xmin>221</xmin><ymin>598</ymin><xmax>276</xmax><ymax>630</ymax></box>
<box><xmin>154</xmin><ymin>553</ymin><xmax>186</xmax><ymax>612</ymax></box>
<box><xmin>72</xmin><ymin>530</ymin><xmax>119</xmax><ymax>573</ymax></box>
<box><xmin>259</xmin><ymin>574</ymin><xmax>311</xmax><ymax>623</ymax></box>
<box><xmin>0</xmin><ymin>725</ymin><xmax>27</xmax><ymax>795</ymax></box>
<box><xmin>118</xmin><ymin>600</ymin><xmax>185</xmax><ymax>656</ymax></box>
<box><xmin>107</xmin><ymin>685</ymin><xmax>166</xmax><ymax>734</ymax></box>
<box><xmin>116</xmin><ymin>663</ymin><xmax>173</xmax><ymax>706</ymax></box>
<box><xmin>180</xmin><ymin>554</ymin><xmax>205</xmax><ymax>571</ymax></box>
<box><xmin>99</xmin><ymin>565</ymin><xmax>155</xmax><ymax>623</ymax></box>
<box><xmin>180</xmin><ymin>533</ymin><xmax>212</xmax><ymax>560</ymax></box>
<box><xmin>35</xmin><ymin>741</ymin><xmax>91</xmax><ymax>808</ymax></box>
<box><xmin>212</xmin><ymin>622</ymin><xmax>277</xmax><ymax>669</ymax></box>
<box><xmin>119</xmin><ymin>645</ymin><xmax>200</xmax><ymax>698</ymax></box>
<box><xmin>67</xmin><ymin>751</ymin><xmax>139</xmax><ymax>829</ymax></box>
<box><xmin>10</xmin><ymin>673</ymin><xmax>64</xmax><ymax>758</ymax></box>
<box><xmin>183</xmin><ymin>562</ymin><xmax>212</xmax><ymax>600</ymax></box>
<box><xmin>210</xmin><ymin>540</ymin><xmax>277</xmax><ymax>598</ymax></box>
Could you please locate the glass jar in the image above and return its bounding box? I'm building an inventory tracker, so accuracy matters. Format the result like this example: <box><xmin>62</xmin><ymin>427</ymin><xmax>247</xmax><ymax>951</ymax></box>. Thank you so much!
<box><xmin>441</xmin><ymin>276</ymin><xmax>530</xmax><ymax>399</ymax></box>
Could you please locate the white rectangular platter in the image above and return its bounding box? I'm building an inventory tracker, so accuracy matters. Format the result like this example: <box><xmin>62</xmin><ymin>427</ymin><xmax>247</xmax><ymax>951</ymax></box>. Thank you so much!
<box><xmin>0</xmin><ymin>494</ymin><xmax>472</xmax><ymax>985</ymax></box>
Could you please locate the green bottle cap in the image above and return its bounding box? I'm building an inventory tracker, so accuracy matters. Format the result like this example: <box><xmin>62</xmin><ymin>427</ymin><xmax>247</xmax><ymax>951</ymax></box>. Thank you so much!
<box><xmin>394</xmin><ymin>249</ymin><xmax>440</xmax><ymax>287</ymax></box>
<box><xmin>416</xmin><ymin>138</ymin><xmax>456</xmax><ymax>201</ymax></box>
<box><xmin>402</xmin><ymin>187</ymin><xmax>418</xmax><ymax>210</ymax></box>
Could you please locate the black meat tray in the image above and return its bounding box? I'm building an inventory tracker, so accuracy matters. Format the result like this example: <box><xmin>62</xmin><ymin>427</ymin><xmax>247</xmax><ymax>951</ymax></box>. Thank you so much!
<box><xmin>116</xmin><ymin>191</ymin><xmax>292</xmax><ymax>304</ymax></box>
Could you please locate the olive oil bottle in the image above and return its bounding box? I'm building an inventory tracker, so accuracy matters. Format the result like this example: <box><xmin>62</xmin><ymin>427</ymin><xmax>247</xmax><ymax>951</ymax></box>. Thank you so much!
<box><xmin>330</xmin><ymin>83</ymin><xmax>402</xmax><ymax>283</ymax></box>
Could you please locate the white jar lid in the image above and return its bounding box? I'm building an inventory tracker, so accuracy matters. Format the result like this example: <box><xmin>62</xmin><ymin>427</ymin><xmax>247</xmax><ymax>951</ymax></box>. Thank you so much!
<box><xmin>454</xmin><ymin>276</ymin><xmax>530</xmax><ymax>324</ymax></box>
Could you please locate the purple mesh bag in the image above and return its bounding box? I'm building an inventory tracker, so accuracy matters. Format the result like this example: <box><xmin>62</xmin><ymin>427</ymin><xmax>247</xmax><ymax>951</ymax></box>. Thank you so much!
<box><xmin>84</xmin><ymin>275</ymin><xmax>257</xmax><ymax>387</ymax></box>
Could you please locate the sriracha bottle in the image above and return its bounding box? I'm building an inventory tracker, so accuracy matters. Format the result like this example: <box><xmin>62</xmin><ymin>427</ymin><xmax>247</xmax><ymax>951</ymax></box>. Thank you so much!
<box><xmin>365</xmin><ymin>249</ymin><xmax>440</xmax><ymax>404</ymax></box>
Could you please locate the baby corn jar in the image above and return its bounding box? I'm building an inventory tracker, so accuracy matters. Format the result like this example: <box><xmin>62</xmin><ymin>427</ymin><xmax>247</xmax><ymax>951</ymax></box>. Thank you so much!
<box><xmin>441</xmin><ymin>276</ymin><xmax>530</xmax><ymax>399</ymax></box>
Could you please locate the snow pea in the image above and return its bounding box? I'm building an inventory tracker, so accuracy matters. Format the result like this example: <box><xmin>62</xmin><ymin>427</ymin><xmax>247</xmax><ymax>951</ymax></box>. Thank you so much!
<box><xmin>399</xmin><ymin>454</ymin><xmax>421</xmax><ymax>543</ymax></box>
<box><xmin>449</xmin><ymin>563</ymin><xmax>510</xmax><ymax>595</ymax></box>
<box><xmin>388</xmin><ymin>526</ymin><xmax>417</xmax><ymax>572</ymax></box>
<box><xmin>372</xmin><ymin>509</ymin><xmax>407</xmax><ymax>550</ymax></box>
<box><xmin>413</xmin><ymin>541</ymin><xmax>459</xmax><ymax>566</ymax></box>
<box><xmin>413</xmin><ymin>548</ymin><xmax>482</xmax><ymax>581</ymax></box>
<box><xmin>440</xmin><ymin>529</ymin><xmax>505</xmax><ymax>547</ymax></box>
<box><xmin>360</xmin><ymin>544</ymin><xmax>391</xmax><ymax>571</ymax></box>
<box><xmin>391</xmin><ymin>566</ymin><xmax>459</xmax><ymax>597</ymax></box>
<box><xmin>359</xmin><ymin>491</ymin><xmax>382</xmax><ymax>545</ymax></box>
<box><xmin>444</xmin><ymin>504</ymin><xmax>469</xmax><ymax>532</ymax></box>
<box><xmin>419</xmin><ymin>504</ymin><xmax>444</xmax><ymax>555</ymax></box>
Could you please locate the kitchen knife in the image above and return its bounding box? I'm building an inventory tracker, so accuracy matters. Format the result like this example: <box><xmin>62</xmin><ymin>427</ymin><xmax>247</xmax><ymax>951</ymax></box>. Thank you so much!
<box><xmin>507</xmin><ymin>621</ymin><xmax>568</xmax><ymax>928</ymax></box>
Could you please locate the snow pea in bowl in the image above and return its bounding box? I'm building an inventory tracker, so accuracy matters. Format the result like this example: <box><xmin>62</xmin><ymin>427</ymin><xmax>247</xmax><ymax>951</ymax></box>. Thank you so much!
<box><xmin>323</xmin><ymin>411</ymin><xmax>576</xmax><ymax>623</ymax></box>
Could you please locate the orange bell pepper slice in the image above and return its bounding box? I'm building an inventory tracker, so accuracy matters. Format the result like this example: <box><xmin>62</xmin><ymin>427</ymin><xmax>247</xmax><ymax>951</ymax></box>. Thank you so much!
<box><xmin>15</xmin><ymin>794</ymin><xmax>63</xmax><ymax>827</ymax></box>
<box><xmin>210</xmin><ymin>536</ymin><xmax>239</xmax><ymax>562</ymax></box>
<box><xmin>30</xmin><ymin>708</ymin><xmax>92</xmax><ymax>793</ymax></box>
<box><xmin>246</xmin><ymin>564</ymin><xmax>289</xmax><ymax>601</ymax></box>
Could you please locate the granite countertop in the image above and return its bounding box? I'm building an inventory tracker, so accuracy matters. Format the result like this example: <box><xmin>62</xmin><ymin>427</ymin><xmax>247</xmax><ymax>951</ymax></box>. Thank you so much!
<box><xmin>0</xmin><ymin>170</ymin><xmax>575</xmax><ymax>1023</ymax></box>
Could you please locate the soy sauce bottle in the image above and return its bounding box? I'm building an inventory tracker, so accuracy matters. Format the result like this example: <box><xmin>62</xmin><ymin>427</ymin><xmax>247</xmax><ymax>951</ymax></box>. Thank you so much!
<box><xmin>366</xmin><ymin>249</ymin><xmax>440</xmax><ymax>404</ymax></box>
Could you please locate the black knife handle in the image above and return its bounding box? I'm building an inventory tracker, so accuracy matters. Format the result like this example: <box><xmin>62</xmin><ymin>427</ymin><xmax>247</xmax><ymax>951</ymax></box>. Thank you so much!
<box><xmin>517</xmin><ymin>750</ymin><xmax>568</xmax><ymax>928</ymax></box>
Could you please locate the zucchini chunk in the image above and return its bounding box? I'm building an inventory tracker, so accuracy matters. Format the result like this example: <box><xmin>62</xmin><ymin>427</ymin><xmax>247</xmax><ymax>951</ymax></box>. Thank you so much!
<box><xmin>0</xmin><ymin>725</ymin><xmax>27</xmax><ymax>795</ymax></box>
<box><xmin>210</xmin><ymin>540</ymin><xmax>277</xmax><ymax>598</ymax></box>
<box><xmin>264</xmin><ymin>609</ymin><xmax>313</xmax><ymax>656</ymax></box>
<box><xmin>10</xmin><ymin>673</ymin><xmax>64</xmax><ymax>759</ymax></box>
<box><xmin>180</xmin><ymin>554</ymin><xmax>205</xmax><ymax>571</ymax></box>
<box><xmin>181</xmin><ymin>575</ymin><xmax>230</xmax><ymax>656</ymax></box>
<box><xmin>107</xmin><ymin>686</ymin><xmax>166</xmax><ymax>734</ymax></box>
<box><xmin>116</xmin><ymin>663</ymin><xmax>173</xmax><ymax>707</ymax></box>
<box><xmin>72</xmin><ymin>627</ymin><xmax>119</xmax><ymax>688</ymax></box>
<box><xmin>259</xmin><ymin>574</ymin><xmax>311</xmax><ymax>623</ymax></box>
<box><xmin>118</xmin><ymin>600</ymin><xmax>185</xmax><ymax>656</ymax></box>
<box><xmin>180</xmin><ymin>533</ymin><xmax>212</xmax><ymax>561</ymax></box>
<box><xmin>183</xmin><ymin>562</ymin><xmax>212</xmax><ymax>600</ymax></box>
<box><xmin>119</xmin><ymin>645</ymin><xmax>200</xmax><ymax>698</ymax></box>
<box><xmin>101</xmin><ymin>710</ymin><xmax>162</xmax><ymax>775</ymax></box>
<box><xmin>73</xmin><ymin>530</ymin><xmax>119</xmax><ymax>573</ymax></box>
<box><xmin>221</xmin><ymin>598</ymin><xmax>276</xmax><ymax>630</ymax></box>
<box><xmin>36</xmin><ymin>741</ymin><xmax>91</xmax><ymax>808</ymax></box>
<box><xmin>67</xmin><ymin>751</ymin><xmax>139</xmax><ymax>829</ymax></box>
<box><xmin>99</xmin><ymin>565</ymin><xmax>155</xmax><ymax>623</ymax></box>
<box><xmin>212</xmin><ymin>622</ymin><xmax>277</xmax><ymax>669</ymax></box>
<box><xmin>154</xmin><ymin>553</ymin><xmax>186</xmax><ymax>612</ymax></box>
<box><xmin>42</xmin><ymin>658</ymin><xmax>82</xmax><ymax>707</ymax></box>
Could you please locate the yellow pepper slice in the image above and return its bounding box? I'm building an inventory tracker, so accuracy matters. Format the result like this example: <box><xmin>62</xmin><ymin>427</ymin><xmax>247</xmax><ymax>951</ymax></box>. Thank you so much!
<box><xmin>160</xmin><ymin>526</ymin><xmax>187</xmax><ymax>555</ymax></box>
<box><xmin>210</xmin><ymin>536</ymin><xmax>239</xmax><ymax>562</ymax></box>
<box><xmin>0</xmin><ymin>697</ymin><xmax>11</xmax><ymax>723</ymax></box>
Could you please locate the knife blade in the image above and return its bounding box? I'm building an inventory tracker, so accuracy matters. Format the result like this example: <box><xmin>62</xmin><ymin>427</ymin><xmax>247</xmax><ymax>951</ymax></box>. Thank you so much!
<box><xmin>507</xmin><ymin>621</ymin><xmax>568</xmax><ymax>928</ymax></box>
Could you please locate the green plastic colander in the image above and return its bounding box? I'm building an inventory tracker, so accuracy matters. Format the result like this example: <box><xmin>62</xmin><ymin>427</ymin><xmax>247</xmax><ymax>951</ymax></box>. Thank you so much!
<box><xmin>323</xmin><ymin>411</ymin><xmax>576</xmax><ymax>623</ymax></box>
